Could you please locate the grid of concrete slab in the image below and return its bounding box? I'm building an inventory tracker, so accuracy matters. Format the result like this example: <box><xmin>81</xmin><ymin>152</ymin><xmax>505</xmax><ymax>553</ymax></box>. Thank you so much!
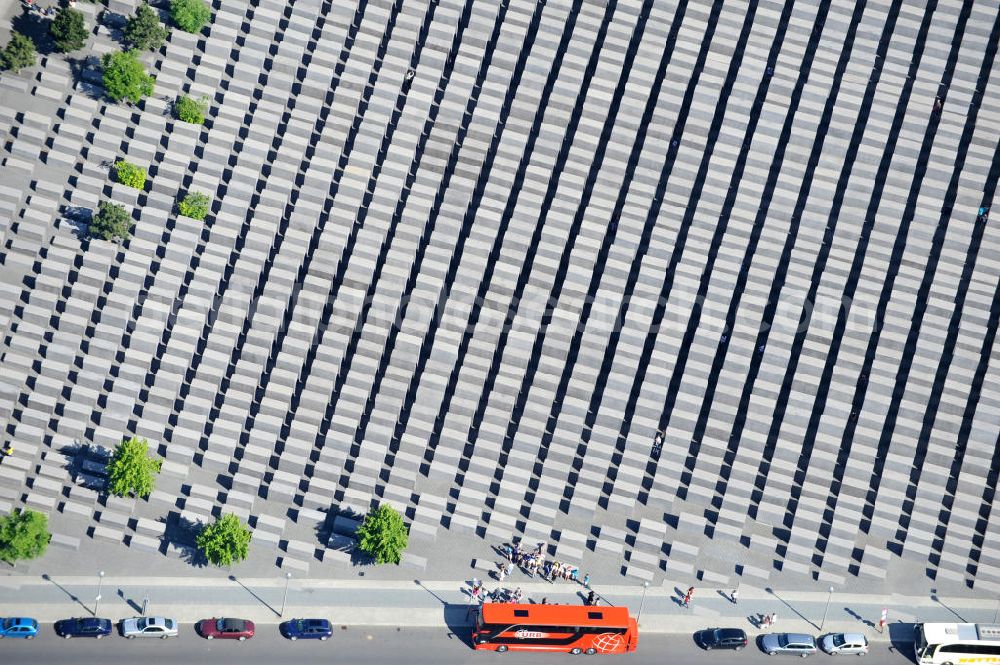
<box><xmin>0</xmin><ymin>0</ymin><xmax>998</xmax><ymax>590</ymax></box>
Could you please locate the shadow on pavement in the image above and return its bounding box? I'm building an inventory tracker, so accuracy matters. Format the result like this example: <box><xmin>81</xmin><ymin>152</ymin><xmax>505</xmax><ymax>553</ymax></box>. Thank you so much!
<box><xmin>41</xmin><ymin>573</ymin><xmax>94</xmax><ymax>616</ymax></box>
<box><xmin>888</xmin><ymin>622</ymin><xmax>918</xmax><ymax>664</ymax></box>
<box><xmin>443</xmin><ymin>603</ymin><xmax>474</xmax><ymax>649</ymax></box>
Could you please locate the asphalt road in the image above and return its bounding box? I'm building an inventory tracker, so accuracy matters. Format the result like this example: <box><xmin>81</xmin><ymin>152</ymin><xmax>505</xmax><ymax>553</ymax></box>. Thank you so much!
<box><xmin>0</xmin><ymin>625</ymin><xmax>920</xmax><ymax>665</ymax></box>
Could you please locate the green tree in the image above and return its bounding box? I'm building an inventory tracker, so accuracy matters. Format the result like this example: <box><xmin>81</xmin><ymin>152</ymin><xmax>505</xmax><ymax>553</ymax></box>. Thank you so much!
<box><xmin>170</xmin><ymin>0</ymin><xmax>211</xmax><ymax>34</ymax></box>
<box><xmin>114</xmin><ymin>160</ymin><xmax>147</xmax><ymax>189</ymax></box>
<box><xmin>125</xmin><ymin>3</ymin><xmax>169</xmax><ymax>51</ymax></box>
<box><xmin>50</xmin><ymin>7</ymin><xmax>88</xmax><ymax>53</ymax></box>
<box><xmin>1</xmin><ymin>32</ymin><xmax>37</xmax><ymax>73</ymax></box>
<box><xmin>102</xmin><ymin>50</ymin><xmax>155</xmax><ymax>104</ymax></box>
<box><xmin>177</xmin><ymin>192</ymin><xmax>210</xmax><ymax>220</ymax></box>
<box><xmin>90</xmin><ymin>201</ymin><xmax>132</xmax><ymax>241</ymax></box>
<box><xmin>175</xmin><ymin>94</ymin><xmax>208</xmax><ymax>124</ymax></box>
<box><xmin>0</xmin><ymin>508</ymin><xmax>51</xmax><ymax>563</ymax></box>
<box><xmin>107</xmin><ymin>436</ymin><xmax>162</xmax><ymax>498</ymax></box>
<box><xmin>196</xmin><ymin>514</ymin><xmax>252</xmax><ymax>567</ymax></box>
<box><xmin>356</xmin><ymin>504</ymin><xmax>409</xmax><ymax>564</ymax></box>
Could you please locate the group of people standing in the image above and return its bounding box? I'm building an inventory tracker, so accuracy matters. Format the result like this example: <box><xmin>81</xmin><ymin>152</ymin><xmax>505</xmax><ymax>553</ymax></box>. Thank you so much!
<box><xmin>497</xmin><ymin>541</ymin><xmax>587</xmax><ymax>587</ymax></box>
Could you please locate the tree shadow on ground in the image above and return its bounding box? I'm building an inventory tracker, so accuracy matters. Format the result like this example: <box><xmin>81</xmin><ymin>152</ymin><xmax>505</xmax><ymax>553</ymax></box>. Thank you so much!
<box><xmin>162</xmin><ymin>512</ymin><xmax>208</xmax><ymax>567</ymax></box>
<box><xmin>11</xmin><ymin>9</ymin><xmax>56</xmax><ymax>56</ymax></box>
<box><xmin>55</xmin><ymin>439</ymin><xmax>108</xmax><ymax>487</ymax></box>
<box><xmin>65</xmin><ymin>55</ymin><xmax>104</xmax><ymax>99</ymax></box>
<box><xmin>310</xmin><ymin>505</ymin><xmax>334</xmax><ymax>550</ymax></box>
<box><xmin>59</xmin><ymin>204</ymin><xmax>93</xmax><ymax>241</ymax></box>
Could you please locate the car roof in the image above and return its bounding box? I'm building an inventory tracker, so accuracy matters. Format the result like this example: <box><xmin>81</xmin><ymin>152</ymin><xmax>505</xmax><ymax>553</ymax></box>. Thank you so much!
<box><xmin>7</xmin><ymin>618</ymin><xmax>36</xmax><ymax>627</ymax></box>
<box><xmin>786</xmin><ymin>633</ymin><xmax>815</xmax><ymax>642</ymax></box>
<box><xmin>222</xmin><ymin>618</ymin><xmax>246</xmax><ymax>630</ymax></box>
<box><xmin>304</xmin><ymin>619</ymin><xmax>329</xmax><ymax>626</ymax></box>
<box><xmin>840</xmin><ymin>632</ymin><xmax>867</xmax><ymax>642</ymax></box>
<box><xmin>716</xmin><ymin>628</ymin><xmax>745</xmax><ymax>637</ymax></box>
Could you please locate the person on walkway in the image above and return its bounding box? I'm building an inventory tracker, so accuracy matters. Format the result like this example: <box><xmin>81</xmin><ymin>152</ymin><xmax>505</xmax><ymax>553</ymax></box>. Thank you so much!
<box><xmin>730</xmin><ymin>588</ymin><xmax>739</xmax><ymax>604</ymax></box>
<box><xmin>583</xmin><ymin>573</ymin><xmax>591</xmax><ymax>588</ymax></box>
<box><xmin>771</xmin><ymin>613</ymin><xmax>778</xmax><ymax>627</ymax></box>
<box><xmin>586</xmin><ymin>590</ymin><xmax>596</xmax><ymax>606</ymax></box>
<box><xmin>498</xmin><ymin>563</ymin><xmax>506</xmax><ymax>583</ymax></box>
<box><xmin>505</xmin><ymin>561</ymin><xmax>514</xmax><ymax>578</ymax></box>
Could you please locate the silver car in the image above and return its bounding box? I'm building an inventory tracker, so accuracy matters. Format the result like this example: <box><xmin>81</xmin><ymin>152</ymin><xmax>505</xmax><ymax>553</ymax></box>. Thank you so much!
<box><xmin>820</xmin><ymin>632</ymin><xmax>869</xmax><ymax>655</ymax></box>
<box><xmin>121</xmin><ymin>616</ymin><xmax>178</xmax><ymax>639</ymax></box>
<box><xmin>761</xmin><ymin>633</ymin><xmax>818</xmax><ymax>657</ymax></box>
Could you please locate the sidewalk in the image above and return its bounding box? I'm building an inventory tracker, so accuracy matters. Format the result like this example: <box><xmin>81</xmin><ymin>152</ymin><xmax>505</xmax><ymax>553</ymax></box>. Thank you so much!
<box><xmin>2</xmin><ymin>574</ymin><xmax>996</xmax><ymax>637</ymax></box>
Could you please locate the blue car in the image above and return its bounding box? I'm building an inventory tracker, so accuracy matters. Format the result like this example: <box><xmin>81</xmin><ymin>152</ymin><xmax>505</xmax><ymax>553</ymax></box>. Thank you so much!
<box><xmin>0</xmin><ymin>617</ymin><xmax>38</xmax><ymax>639</ymax></box>
<box><xmin>280</xmin><ymin>618</ymin><xmax>332</xmax><ymax>640</ymax></box>
<box><xmin>54</xmin><ymin>617</ymin><xmax>112</xmax><ymax>639</ymax></box>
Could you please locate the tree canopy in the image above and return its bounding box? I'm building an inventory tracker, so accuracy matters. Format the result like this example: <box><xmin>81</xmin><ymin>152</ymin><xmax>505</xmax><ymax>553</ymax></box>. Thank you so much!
<box><xmin>175</xmin><ymin>95</ymin><xmax>208</xmax><ymax>124</ymax></box>
<box><xmin>107</xmin><ymin>436</ymin><xmax>162</xmax><ymax>497</ymax></box>
<box><xmin>89</xmin><ymin>201</ymin><xmax>132</xmax><ymax>241</ymax></box>
<box><xmin>0</xmin><ymin>509</ymin><xmax>51</xmax><ymax>563</ymax></box>
<box><xmin>115</xmin><ymin>160</ymin><xmax>147</xmax><ymax>189</ymax></box>
<box><xmin>196</xmin><ymin>514</ymin><xmax>252</xmax><ymax>567</ymax></box>
<box><xmin>356</xmin><ymin>504</ymin><xmax>409</xmax><ymax>565</ymax></box>
<box><xmin>170</xmin><ymin>0</ymin><xmax>211</xmax><ymax>34</ymax></box>
<box><xmin>102</xmin><ymin>50</ymin><xmax>155</xmax><ymax>104</ymax></box>
<box><xmin>178</xmin><ymin>192</ymin><xmax>210</xmax><ymax>220</ymax></box>
<box><xmin>125</xmin><ymin>3</ymin><xmax>169</xmax><ymax>51</ymax></box>
<box><xmin>50</xmin><ymin>7</ymin><xmax>88</xmax><ymax>53</ymax></box>
<box><xmin>1</xmin><ymin>33</ymin><xmax>37</xmax><ymax>73</ymax></box>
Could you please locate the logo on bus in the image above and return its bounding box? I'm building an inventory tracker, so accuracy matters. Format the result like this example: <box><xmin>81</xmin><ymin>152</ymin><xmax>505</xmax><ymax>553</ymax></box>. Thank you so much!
<box><xmin>514</xmin><ymin>630</ymin><xmax>547</xmax><ymax>639</ymax></box>
<box><xmin>593</xmin><ymin>632</ymin><xmax>624</xmax><ymax>653</ymax></box>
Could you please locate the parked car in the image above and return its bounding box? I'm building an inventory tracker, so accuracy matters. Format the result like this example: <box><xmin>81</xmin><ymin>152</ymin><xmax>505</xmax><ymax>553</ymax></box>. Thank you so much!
<box><xmin>121</xmin><ymin>616</ymin><xmax>179</xmax><ymax>639</ymax></box>
<box><xmin>198</xmin><ymin>617</ymin><xmax>255</xmax><ymax>640</ymax></box>
<box><xmin>0</xmin><ymin>617</ymin><xmax>38</xmax><ymax>639</ymax></box>
<box><xmin>280</xmin><ymin>618</ymin><xmax>332</xmax><ymax>641</ymax></box>
<box><xmin>697</xmin><ymin>627</ymin><xmax>749</xmax><ymax>650</ymax></box>
<box><xmin>761</xmin><ymin>633</ymin><xmax>818</xmax><ymax>657</ymax></box>
<box><xmin>55</xmin><ymin>617</ymin><xmax>112</xmax><ymax>639</ymax></box>
<box><xmin>820</xmin><ymin>633</ymin><xmax>869</xmax><ymax>655</ymax></box>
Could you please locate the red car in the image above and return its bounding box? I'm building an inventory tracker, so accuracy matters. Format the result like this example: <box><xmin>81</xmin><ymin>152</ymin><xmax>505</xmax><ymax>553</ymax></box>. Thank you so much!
<box><xmin>198</xmin><ymin>617</ymin><xmax>255</xmax><ymax>641</ymax></box>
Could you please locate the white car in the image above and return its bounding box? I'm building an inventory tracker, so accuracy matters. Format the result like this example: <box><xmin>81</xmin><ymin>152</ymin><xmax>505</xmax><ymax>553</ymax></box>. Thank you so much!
<box><xmin>121</xmin><ymin>616</ymin><xmax>179</xmax><ymax>639</ymax></box>
<box><xmin>820</xmin><ymin>632</ymin><xmax>869</xmax><ymax>655</ymax></box>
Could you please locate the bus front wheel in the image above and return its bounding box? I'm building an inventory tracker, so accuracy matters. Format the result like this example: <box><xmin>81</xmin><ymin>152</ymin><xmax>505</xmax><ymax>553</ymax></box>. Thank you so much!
<box><xmin>570</xmin><ymin>648</ymin><xmax>582</xmax><ymax>655</ymax></box>
<box><xmin>585</xmin><ymin>648</ymin><xmax>597</xmax><ymax>655</ymax></box>
<box><xmin>497</xmin><ymin>645</ymin><xmax>508</xmax><ymax>653</ymax></box>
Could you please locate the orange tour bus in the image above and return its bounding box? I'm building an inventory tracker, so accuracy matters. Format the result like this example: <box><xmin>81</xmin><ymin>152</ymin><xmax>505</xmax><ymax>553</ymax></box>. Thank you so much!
<box><xmin>473</xmin><ymin>603</ymin><xmax>639</xmax><ymax>654</ymax></box>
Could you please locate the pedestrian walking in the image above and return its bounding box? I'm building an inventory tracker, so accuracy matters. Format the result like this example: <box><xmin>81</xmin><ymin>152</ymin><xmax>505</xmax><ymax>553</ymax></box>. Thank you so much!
<box><xmin>583</xmin><ymin>573</ymin><xmax>591</xmax><ymax>588</ymax></box>
<box><xmin>506</xmin><ymin>561</ymin><xmax>514</xmax><ymax>578</ymax></box>
<box><xmin>762</xmin><ymin>613</ymin><xmax>770</xmax><ymax>628</ymax></box>
<box><xmin>771</xmin><ymin>613</ymin><xmax>778</xmax><ymax>627</ymax></box>
<box><xmin>730</xmin><ymin>588</ymin><xmax>739</xmax><ymax>604</ymax></box>
<box><xmin>498</xmin><ymin>564</ymin><xmax>507</xmax><ymax>583</ymax></box>
<box><xmin>586</xmin><ymin>590</ymin><xmax>596</xmax><ymax>606</ymax></box>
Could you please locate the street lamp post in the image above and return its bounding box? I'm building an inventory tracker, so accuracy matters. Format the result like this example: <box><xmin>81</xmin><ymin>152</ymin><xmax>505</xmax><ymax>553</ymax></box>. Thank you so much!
<box><xmin>94</xmin><ymin>571</ymin><xmax>105</xmax><ymax>616</ymax></box>
<box><xmin>820</xmin><ymin>586</ymin><xmax>834</xmax><ymax>631</ymax></box>
<box><xmin>280</xmin><ymin>572</ymin><xmax>292</xmax><ymax>617</ymax></box>
<box><xmin>637</xmin><ymin>582</ymin><xmax>650</xmax><ymax>625</ymax></box>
